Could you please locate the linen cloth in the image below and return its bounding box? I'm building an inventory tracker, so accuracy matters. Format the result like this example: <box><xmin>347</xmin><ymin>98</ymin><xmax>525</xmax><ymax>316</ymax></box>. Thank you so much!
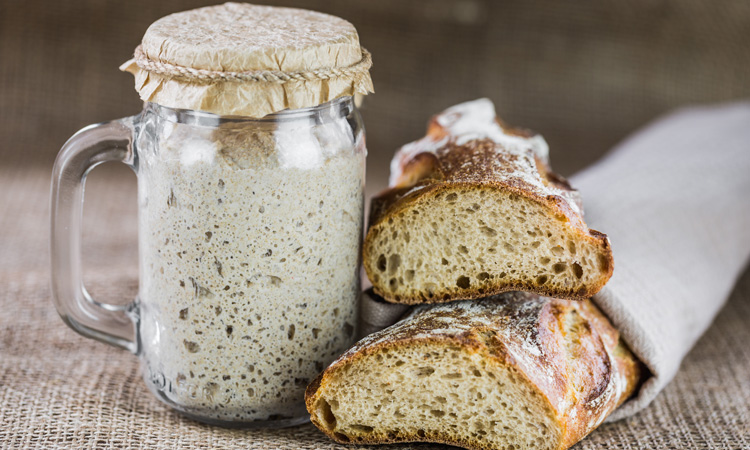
<box><xmin>574</xmin><ymin>101</ymin><xmax>750</xmax><ymax>419</ymax></box>
<box><xmin>358</xmin><ymin>288</ymin><xmax>410</xmax><ymax>339</ymax></box>
<box><xmin>361</xmin><ymin>101</ymin><xmax>750</xmax><ymax>421</ymax></box>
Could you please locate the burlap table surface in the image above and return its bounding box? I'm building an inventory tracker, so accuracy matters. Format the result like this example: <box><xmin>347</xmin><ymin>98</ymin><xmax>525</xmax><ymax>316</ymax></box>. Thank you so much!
<box><xmin>1</xmin><ymin>136</ymin><xmax>749</xmax><ymax>447</ymax></box>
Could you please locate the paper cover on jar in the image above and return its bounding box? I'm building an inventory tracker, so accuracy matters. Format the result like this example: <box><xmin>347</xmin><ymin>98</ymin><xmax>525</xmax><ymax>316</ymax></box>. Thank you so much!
<box><xmin>120</xmin><ymin>2</ymin><xmax>373</xmax><ymax>118</ymax></box>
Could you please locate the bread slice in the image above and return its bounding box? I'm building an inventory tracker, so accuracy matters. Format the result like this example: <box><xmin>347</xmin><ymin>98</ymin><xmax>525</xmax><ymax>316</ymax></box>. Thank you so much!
<box><xmin>363</xmin><ymin>99</ymin><xmax>613</xmax><ymax>304</ymax></box>
<box><xmin>305</xmin><ymin>292</ymin><xmax>642</xmax><ymax>450</ymax></box>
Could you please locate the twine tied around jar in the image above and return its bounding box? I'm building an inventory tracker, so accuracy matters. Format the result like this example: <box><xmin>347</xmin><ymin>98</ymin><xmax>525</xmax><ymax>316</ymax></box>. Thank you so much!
<box><xmin>133</xmin><ymin>45</ymin><xmax>372</xmax><ymax>84</ymax></box>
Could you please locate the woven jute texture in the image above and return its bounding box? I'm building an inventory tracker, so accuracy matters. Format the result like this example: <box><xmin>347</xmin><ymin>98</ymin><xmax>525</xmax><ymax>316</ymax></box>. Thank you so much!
<box><xmin>4</xmin><ymin>0</ymin><xmax>750</xmax><ymax>187</ymax></box>
<box><xmin>0</xmin><ymin>166</ymin><xmax>748</xmax><ymax>449</ymax></box>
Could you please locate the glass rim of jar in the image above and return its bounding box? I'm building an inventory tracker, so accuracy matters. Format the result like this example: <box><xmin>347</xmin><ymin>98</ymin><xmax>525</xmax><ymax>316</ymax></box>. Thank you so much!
<box><xmin>144</xmin><ymin>96</ymin><xmax>355</xmax><ymax>128</ymax></box>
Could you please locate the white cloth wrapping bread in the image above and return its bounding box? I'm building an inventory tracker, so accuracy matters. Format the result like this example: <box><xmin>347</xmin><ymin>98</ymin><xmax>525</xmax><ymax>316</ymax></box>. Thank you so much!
<box><xmin>358</xmin><ymin>288</ymin><xmax>410</xmax><ymax>339</ymax></box>
<box><xmin>572</xmin><ymin>101</ymin><xmax>750</xmax><ymax>420</ymax></box>
<box><xmin>360</xmin><ymin>101</ymin><xmax>750</xmax><ymax>420</ymax></box>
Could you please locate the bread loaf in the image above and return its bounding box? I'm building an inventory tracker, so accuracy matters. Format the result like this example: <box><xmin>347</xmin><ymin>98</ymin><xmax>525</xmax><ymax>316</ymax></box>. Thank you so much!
<box><xmin>363</xmin><ymin>99</ymin><xmax>614</xmax><ymax>304</ymax></box>
<box><xmin>305</xmin><ymin>292</ymin><xmax>642</xmax><ymax>450</ymax></box>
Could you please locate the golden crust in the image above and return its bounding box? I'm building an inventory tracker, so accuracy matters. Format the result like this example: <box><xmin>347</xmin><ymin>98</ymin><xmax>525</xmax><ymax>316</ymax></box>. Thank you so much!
<box><xmin>305</xmin><ymin>292</ymin><xmax>643</xmax><ymax>450</ymax></box>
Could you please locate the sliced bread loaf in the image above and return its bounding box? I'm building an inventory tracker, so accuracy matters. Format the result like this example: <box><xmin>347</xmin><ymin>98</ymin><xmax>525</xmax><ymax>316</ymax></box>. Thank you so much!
<box><xmin>363</xmin><ymin>99</ymin><xmax>613</xmax><ymax>304</ymax></box>
<box><xmin>305</xmin><ymin>292</ymin><xmax>642</xmax><ymax>450</ymax></box>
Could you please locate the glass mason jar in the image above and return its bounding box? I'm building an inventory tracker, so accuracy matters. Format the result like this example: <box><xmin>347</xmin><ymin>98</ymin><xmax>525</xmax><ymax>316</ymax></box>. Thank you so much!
<box><xmin>50</xmin><ymin>97</ymin><xmax>365</xmax><ymax>427</ymax></box>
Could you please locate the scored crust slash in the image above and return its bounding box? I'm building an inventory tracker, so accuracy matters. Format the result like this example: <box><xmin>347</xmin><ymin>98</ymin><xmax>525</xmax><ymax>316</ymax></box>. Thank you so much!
<box><xmin>363</xmin><ymin>99</ymin><xmax>614</xmax><ymax>304</ymax></box>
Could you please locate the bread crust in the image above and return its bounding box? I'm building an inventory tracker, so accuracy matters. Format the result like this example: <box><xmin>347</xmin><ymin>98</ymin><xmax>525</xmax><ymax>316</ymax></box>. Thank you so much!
<box><xmin>364</xmin><ymin>100</ymin><xmax>614</xmax><ymax>304</ymax></box>
<box><xmin>305</xmin><ymin>293</ymin><xmax>643</xmax><ymax>450</ymax></box>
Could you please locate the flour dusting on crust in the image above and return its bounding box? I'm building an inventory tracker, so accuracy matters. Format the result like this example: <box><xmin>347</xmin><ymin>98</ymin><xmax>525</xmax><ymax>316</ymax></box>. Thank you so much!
<box><xmin>387</xmin><ymin>99</ymin><xmax>582</xmax><ymax>217</ymax></box>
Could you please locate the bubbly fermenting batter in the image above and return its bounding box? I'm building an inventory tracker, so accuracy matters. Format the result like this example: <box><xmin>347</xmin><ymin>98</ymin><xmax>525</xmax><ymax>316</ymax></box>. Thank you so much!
<box><xmin>137</xmin><ymin>115</ymin><xmax>364</xmax><ymax>422</ymax></box>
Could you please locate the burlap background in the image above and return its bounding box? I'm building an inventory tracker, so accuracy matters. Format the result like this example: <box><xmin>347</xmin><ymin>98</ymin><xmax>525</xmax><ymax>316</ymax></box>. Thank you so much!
<box><xmin>3</xmin><ymin>0</ymin><xmax>750</xmax><ymax>193</ymax></box>
<box><xmin>1</xmin><ymin>0</ymin><xmax>749</xmax><ymax>448</ymax></box>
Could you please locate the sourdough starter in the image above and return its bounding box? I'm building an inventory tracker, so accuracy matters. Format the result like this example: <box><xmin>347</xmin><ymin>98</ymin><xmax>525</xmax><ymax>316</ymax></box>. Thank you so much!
<box><xmin>136</xmin><ymin>115</ymin><xmax>364</xmax><ymax>422</ymax></box>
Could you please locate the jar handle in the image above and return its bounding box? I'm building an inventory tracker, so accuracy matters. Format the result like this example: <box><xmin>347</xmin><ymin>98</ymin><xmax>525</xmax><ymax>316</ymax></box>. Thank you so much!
<box><xmin>50</xmin><ymin>117</ymin><xmax>139</xmax><ymax>353</ymax></box>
